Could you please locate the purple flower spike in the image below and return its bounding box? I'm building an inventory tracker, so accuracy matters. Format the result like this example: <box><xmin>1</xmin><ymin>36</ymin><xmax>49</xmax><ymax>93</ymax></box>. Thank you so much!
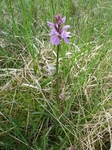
<box><xmin>54</xmin><ymin>14</ymin><xmax>66</xmax><ymax>25</ymax></box>
<box><xmin>47</xmin><ymin>14</ymin><xmax>71</xmax><ymax>45</ymax></box>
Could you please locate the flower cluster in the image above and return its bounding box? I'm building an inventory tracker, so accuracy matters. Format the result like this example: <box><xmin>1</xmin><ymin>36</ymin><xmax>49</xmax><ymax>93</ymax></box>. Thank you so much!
<box><xmin>47</xmin><ymin>14</ymin><xmax>71</xmax><ymax>45</ymax></box>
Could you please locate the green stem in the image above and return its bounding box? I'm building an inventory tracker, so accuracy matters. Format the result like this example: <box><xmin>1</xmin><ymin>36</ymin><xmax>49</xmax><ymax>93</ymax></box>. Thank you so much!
<box><xmin>56</xmin><ymin>44</ymin><xmax>60</xmax><ymax>105</ymax></box>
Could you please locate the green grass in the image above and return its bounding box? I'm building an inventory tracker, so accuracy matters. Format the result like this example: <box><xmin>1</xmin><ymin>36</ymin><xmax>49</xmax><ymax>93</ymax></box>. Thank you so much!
<box><xmin>0</xmin><ymin>0</ymin><xmax>112</xmax><ymax>150</ymax></box>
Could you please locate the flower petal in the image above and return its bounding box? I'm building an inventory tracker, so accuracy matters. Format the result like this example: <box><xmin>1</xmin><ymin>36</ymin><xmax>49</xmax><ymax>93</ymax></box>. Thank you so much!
<box><xmin>49</xmin><ymin>29</ymin><xmax>59</xmax><ymax>36</ymax></box>
<box><xmin>61</xmin><ymin>30</ymin><xmax>67</xmax><ymax>38</ymax></box>
<box><xmin>65</xmin><ymin>32</ymin><xmax>71</xmax><ymax>37</ymax></box>
<box><xmin>47</xmin><ymin>22</ymin><xmax>55</xmax><ymax>28</ymax></box>
<box><xmin>62</xmin><ymin>25</ymin><xmax>70</xmax><ymax>30</ymax></box>
<box><xmin>62</xmin><ymin>16</ymin><xmax>66</xmax><ymax>23</ymax></box>
<box><xmin>63</xmin><ymin>37</ymin><xmax>70</xmax><ymax>44</ymax></box>
<box><xmin>50</xmin><ymin>35</ymin><xmax>60</xmax><ymax>45</ymax></box>
<box><xmin>61</xmin><ymin>30</ymin><xmax>71</xmax><ymax>38</ymax></box>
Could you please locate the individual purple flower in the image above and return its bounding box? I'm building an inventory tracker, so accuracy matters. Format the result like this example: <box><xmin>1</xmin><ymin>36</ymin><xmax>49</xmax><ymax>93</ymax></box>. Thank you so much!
<box><xmin>47</xmin><ymin>14</ymin><xmax>71</xmax><ymax>45</ymax></box>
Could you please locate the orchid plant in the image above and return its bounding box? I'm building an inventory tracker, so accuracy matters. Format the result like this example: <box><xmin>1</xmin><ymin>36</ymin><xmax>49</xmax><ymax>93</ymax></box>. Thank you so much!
<box><xmin>47</xmin><ymin>14</ymin><xmax>71</xmax><ymax>106</ymax></box>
